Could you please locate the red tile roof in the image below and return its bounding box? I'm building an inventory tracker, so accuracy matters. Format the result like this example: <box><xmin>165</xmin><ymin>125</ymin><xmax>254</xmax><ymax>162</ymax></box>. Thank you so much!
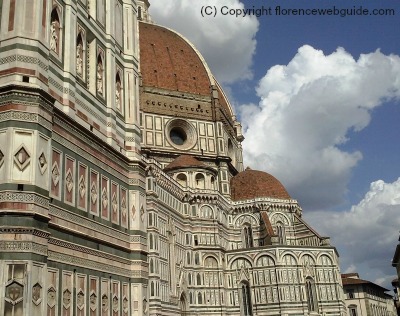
<box><xmin>139</xmin><ymin>22</ymin><xmax>212</xmax><ymax>95</ymax></box>
<box><xmin>164</xmin><ymin>155</ymin><xmax>207</xmax><ymax>172</ymax></box>
<box><xmin>230</xmin><ymin>168</ymin><xmax>291</xmax><ymax>201</ymax></box>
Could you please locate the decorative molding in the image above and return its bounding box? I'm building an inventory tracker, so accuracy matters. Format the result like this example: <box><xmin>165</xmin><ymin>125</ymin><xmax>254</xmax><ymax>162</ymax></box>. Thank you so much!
<box><xmin>48</xmin><ymin>238</ymin><xmax>131</xmax><ymax>265</ymax></box>
<box><xmin>48</xmin><ymin>251</ymin><xmax>147</xmax><ymax>278</ymax></box>
<box><xmin>0</xmin><ymin>241</ymin><xmax>48</xmax><ymax>256</ymax></box>
<box><xmin>49</xmin><ymin>206</ymin><xmax>141</xmax><ymax>244</ymax></box>
<box><xmin>38</xmin><ymin>151</ymin><xmax>48</xmax><ymax>175</ymax></box>
<box><xmin>0</xmin><ymin>191</ymin><xmax>49</xmax><ymax>207</ymax></box>
<box><xmin>13</xmin><ymin>144</ymin><xmax>31</xmax><ymax>171</ymax></box>
<box><xmin>0</xmin><ymin>55</ymin><xmax>48</xmax><ymax>71</ymax></box>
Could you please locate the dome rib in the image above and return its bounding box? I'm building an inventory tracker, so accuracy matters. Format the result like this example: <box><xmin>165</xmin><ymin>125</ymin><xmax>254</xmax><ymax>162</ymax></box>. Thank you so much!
<box><xmin>230</xmin><ymin>168</ymin><xmax>291</xmax><ymax>201</ymax></box>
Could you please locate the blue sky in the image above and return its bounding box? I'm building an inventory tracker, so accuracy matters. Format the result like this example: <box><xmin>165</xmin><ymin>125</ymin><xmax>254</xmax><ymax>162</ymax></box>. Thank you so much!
<box><xmin>150</xmin><ymin>0</ymin><xmax>400</xmax><ymax>289</ymax></box>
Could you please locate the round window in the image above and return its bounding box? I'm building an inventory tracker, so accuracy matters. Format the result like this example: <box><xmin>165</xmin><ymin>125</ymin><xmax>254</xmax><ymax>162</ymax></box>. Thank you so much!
<box><xmin>170</xmin><ymin>127</ymin><xmax>187</xmax><ymax>145</ymax></box>
<box><xmin>166</xmin><ymin>119</ymin><xmax>197</xmax><ymax>150</ymax></box>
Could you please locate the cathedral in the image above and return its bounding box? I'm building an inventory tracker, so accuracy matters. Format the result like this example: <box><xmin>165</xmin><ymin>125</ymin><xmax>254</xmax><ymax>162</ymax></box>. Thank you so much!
<box><xmin>0</xmin><ymin>0</ymin><xmax>347</xmax><ymax>315</ymax></box>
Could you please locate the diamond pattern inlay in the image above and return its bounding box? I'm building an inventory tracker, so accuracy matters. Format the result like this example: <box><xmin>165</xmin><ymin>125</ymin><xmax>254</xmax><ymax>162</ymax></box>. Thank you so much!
<box><xmin>13</xmin><ymin>145</ymin><xmax>31</xmax><ymax>171</ymax></box>
<box><xmin>0</xmin><ymin>149</ymin><xmax>4</xmax><ymax>168</ymax></box>
<box><xmin>38</xmin><ymin>152</ymin><xmax>48</xmax><ymax>174</ymax></box>
<box><xmin>66</xmin><ymin>169</ymin><xmax>74</xmax><ymax>192</ymax></box>
<box><xmin>51</xmin><ymin>163</ymin><xmax>60</xmax><ymax>186</ymax></box>
<box><xmin>79</xmin><ymin>175</ymin><xmax>86</xmax><ymax>198</ymax></box>
<box><xmin>91</xmin><ymin>183</ymin><xmax>98</xmax><ymax>204</ymax></box>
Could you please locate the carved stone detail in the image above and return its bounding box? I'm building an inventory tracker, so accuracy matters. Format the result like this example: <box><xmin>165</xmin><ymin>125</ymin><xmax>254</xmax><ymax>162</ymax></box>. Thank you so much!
<box><xmin>102</xmin><ymin>187</ymin><xmax>108</xmax><ymax>209</ymax></box>
<box><xmin>79</xmin><ymin>175</ymin><xmax>86</xmax><ymax>198</ymax></box>
<box><xmin>47</xmin><ymin>287</ymin><xmax>56</xmax><ymax>308</ymax></box>
<box><xmin>32</xmin><ymin>283</ymin><xmax>42</xmax><ymax>305</ymax></box>
<box><xmin>112</xmin><ymin>295</ymin><xmax>119</xmax><ymax>312</ymax></box>
<box><xmin>63</xmin><ymin>289</ymin><xmax>71</xmax><ymax>309</ymax></box>
<box><xmin>5</xmin><ymin>281</ymin><xmax>24</xmax><ymax>305</ymax></box>
<box><xmin>13</xmin><ymin>145</ymin><xmax>31</xmax><ymax>171</ymax></box>
<box><xmin>77</xmin><ymin>290</ymin><xmax>84</xmax><ymax>310</ymax></box>
<box><xmin>112</xmin><ymin>192</ymin><xmax>118</xmax><ymax>213</ymax></box>
<box><xmin>65</xmin><ymin>169</ymin><xmax>74</xmax><ymax>192</ymax></box>
<box><xmin>38</xmin><ymin>152</ymin><xmax>48</xmax><ymax>174</ymax></box>
<box><xmin>102</xmin><ymin>294</ymin><xmax>109</xmax><ymax>312</ymax></box>
<box><xmin>123</xmin><ymin>297</ymin><xmax>129</xmax><ymax>313</ymax></box>
<box><xmin>90</xmin><ymin>292</ymin><xmax>97</xmax><ymax>311</ymax></box>
<box><xmin>52</xmin><ymin>162</ymin><xmax>60</xmax><ymax>186</ymax></box>
<box><xmin>91</xmin><ymin>182</ymin><xmax>98</xmax><ymax>204</ymax></box>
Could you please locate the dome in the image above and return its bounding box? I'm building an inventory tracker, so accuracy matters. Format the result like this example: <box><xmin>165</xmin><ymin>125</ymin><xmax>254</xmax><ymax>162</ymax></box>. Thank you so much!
<box><xmin>164</xmin><ymin>155</ymin><xmax>207</xmax><ymax>172</ymax></box>
<box><xmin>230</xmin><ymin>168</ymin><xmax>291</xmax><ymax>201</ymax></box>
<box><xmin>138</xmin><ymin>21</ymin><xmax>236</xmax><ymax>124</ymax></box>
<box><xmin>139</xmin><ymin>22</ymin><xmax>214</xmax><ymax>95</ymax></box>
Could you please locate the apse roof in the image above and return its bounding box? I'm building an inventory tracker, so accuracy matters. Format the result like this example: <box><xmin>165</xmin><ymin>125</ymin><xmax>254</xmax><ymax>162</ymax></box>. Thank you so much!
<box><xmin>164</xmin><ymin>155</ymin><xmax>208</xmax><ymax>172</ymax></box>
<box><xmin>230</xmin><ymin>168</ymin><xmax>291</xmax><ymax>201</ymax></box>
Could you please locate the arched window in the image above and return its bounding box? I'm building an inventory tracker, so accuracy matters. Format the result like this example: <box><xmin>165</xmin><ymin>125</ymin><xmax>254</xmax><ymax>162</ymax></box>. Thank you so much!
<box><xmin>188</xmin><ymin>273</ymin><xmax>192</xmax><ymax>285</ymax></box>
<box><xmin>241</xmin><ymin>282</ymin><xmax>252</xmax><ymax>316</ymax></box>
<box><xmin>96</xmin><ymin>54</ymin><xmax>104</xmax><ymax>96</ymax></box>
<box><xmin>197</xmin><ymin>292</ymin><xmax>202</xmax><ymax>304</ymax></box>
<box><xmin>149</xmin><ymin>259</ymin><xmax>154</xmax><ymax>273</ymax></box>
<box><xmin>348</xmin><ymin>305</ymin><xmax>358</xmax><ymax>316</ymax></box>
<box><xmin>50</xmin><ymin>8</ymin><xmax>61</xmax><ymax>55</ymax></box>
<box><xmin>176</xmin><ymin>173</ymin><xmax>187</xmax><ymax>187</ymax></box>
<box><xmin>210</xmin><ymin>176</ymin><xmax>216</xmax><ymax>190</ymax></box>
<box><xmin>194</xmin><ymin>253</ymin><xmax>200</xmax><ymax>265</ymax></box>
<box><xmin>196</xmin><ymin>273</ymin><xmax>201</xmax><ymax>285</ymax></box>
<box><xmin>149</xmin><ymin>233</ymin><xmax>153</xmax><ymax>249</ymax></box>
<box><xmin>242</xmin><ymin>224</ymin><xmax>253</xmax><ymax>249</ymax></box>
<box><xmin>186</xmin><ymin>252</ymin><xmax>191</xmax><ymax>265</ymax></box>
<box><xmin>305</xmin><ymin>277</ymin><xmax>318</xmax><ymax>312</ymax></box>
<box><xmin>76</xmin><ymin>32</ymin><xmax>85</xmax><ymax>78</ymax></box>
<box><xmin>204</xmin><ymin>256</ymin><xmax>218</xmax><ymax>268</ymax></box>
<box><xmin>276</xmin><ymin>221</ymin><xmax>286</xmax><ymax>244</ymax></box>
<box><xmin>150</xmin><ymin>281</ymin><xmax>155</xmax><ymax>296</ymax></box>
<box><xmin>195</xmin><ymin>174</ymin><xmax>205</xmax><ymax>189</ymax></box>
<box><xmin>115</xmin><ymin>72</ymin><xmax>122</xmax><ymax>110</ymax></box>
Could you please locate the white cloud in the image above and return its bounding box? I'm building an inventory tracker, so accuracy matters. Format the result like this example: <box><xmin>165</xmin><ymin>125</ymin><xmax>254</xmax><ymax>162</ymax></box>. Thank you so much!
<box><xmin>306</xmin><ymin>178</ymin><xmax>400</xmax><ymax>288</ymax></box>
<box><xmin>241</xmin><ymin>46</ymin><xmax>400</xmax><ymax>209</ymax></box>
<box><xmin>149</xmin><ymin>0</ymin><xmax>259</xmax><ymax>84</ymax></box>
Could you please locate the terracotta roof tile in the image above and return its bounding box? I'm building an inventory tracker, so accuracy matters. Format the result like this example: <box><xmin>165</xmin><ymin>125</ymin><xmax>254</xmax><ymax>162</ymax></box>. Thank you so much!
<box><xmin>341</xmin><ymin>276</ymin><xmax>389</xmax><ymax>292</ymax></box>
<box><xmin>230</xmin><ymin>168</ymin><xmax>291</xmax><ymax>201</ymax></box>
<box><xmin>164</xmin><ymin>155</ymin><xmax>207</xmax><ymax>172</ymax></box>
<box><xmin>139</xmin><ymin>22</ymin><xmax>211</xmax><ymax>95</ymax></box>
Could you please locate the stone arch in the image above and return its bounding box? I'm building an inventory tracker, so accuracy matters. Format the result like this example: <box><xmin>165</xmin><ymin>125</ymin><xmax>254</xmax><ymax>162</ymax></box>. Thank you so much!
<box><xmin>229</xmin><ymin>257</ymin><xmax>252</xmax><ymax>270</ymax></box>
<box><xmin>281</xmin><ymin>253</ymin><xmax>297</xmax><ymax>266</ymax></box>
<box><xmin>50</xmin><ymin>6</ymin><xmax>62</xmax><ymax>55</ymax></box>
<box><xmin>300</xmin><ymin>253</ymin><xmax>317</xmax><ymax>265</ymax></box>
<box><xmin>317</xmin><ymin>254</ymin><xmax>334</xmax><ymax>266</ymax></box>
<box><xmin>200</xmin><ymin>205</ymin><xmax>214</xmax><ymax>219</ymax></box>
<box><xmin>204</xmin><ymin>256</ymin><xmax>218</xmax><ymax>268</ymax></box>
<box><xmin>176</xmin><ymin>173</ymin><xmax>187</xmax><ymax>187</ymax></box>
<box><xmin>195</xmin><ymin>173</ymin><xmax>205</xmax><ymax>189</ymax></box>
<box><xmin>234</xmin><ymin>214</ymin><xmax>258</xmax><ymax>228</ymax></box>
<box><xmin>255</xmin><ymin>255</ymin><xmax>275</xmax><ymax>267</ymax></box>
<box><xmin>269</xmin><ymin>212</ymin><xmax>290</xmax><ymax>226</ymax></box>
